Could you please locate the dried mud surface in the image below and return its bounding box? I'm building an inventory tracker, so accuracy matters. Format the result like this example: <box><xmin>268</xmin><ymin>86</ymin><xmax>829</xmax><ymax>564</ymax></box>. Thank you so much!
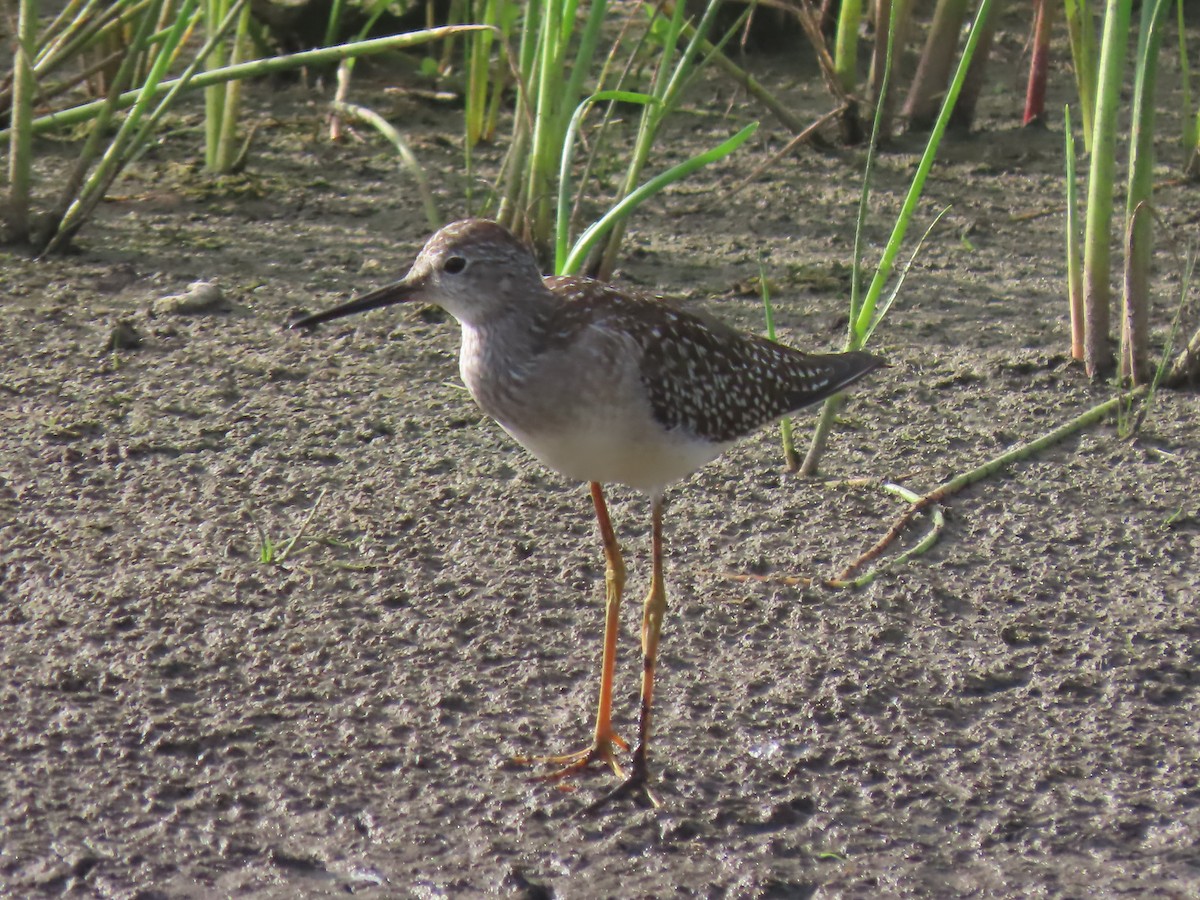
<box><xmin>2</xmin><ymin>36</ymin><xmax>1199</xmax><ymax>900</ymax></box>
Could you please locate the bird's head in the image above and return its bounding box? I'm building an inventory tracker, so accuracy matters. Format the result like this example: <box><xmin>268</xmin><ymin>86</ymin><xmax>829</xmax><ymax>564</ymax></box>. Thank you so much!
<box><xmin>290</xmin><ymin>219</ymin><xmax>546</xmax><ymax>331</ymax></box>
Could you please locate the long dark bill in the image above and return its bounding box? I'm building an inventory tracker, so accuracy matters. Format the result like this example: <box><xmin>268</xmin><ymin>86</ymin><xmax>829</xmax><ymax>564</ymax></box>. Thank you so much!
<box><xmin>290</xmin><ymin>279</ymin><xmax>418</xmax><ymax>329</ymax></box>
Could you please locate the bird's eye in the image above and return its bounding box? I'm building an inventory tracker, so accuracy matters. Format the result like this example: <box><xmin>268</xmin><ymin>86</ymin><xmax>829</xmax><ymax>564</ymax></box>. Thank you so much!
<box><xmin>443</xmin><ymin>256</ymin><xmax>468</xmax><ymax>275</ymax></box>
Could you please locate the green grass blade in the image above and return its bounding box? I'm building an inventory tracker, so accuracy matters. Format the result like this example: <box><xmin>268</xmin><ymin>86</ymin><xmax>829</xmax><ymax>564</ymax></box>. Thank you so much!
<box><xmin>848</xmin><ymin>0</ymin><xmax>897</xmax><ymax>332</ymax></box>
<box><xmin>852</xmin><ymin>0</ymin><xmax>995</xmax><ymax>340</ymax></box>
<box><xmin>1178</xmin><ymin>0</ymin><xmax>1195</xmax><ymax>154</ymax></box>
<box><xmin>334</xmin><ymin>101</ymin><xmax>441</xmax><ymax>229</ymax></box>
<box><xmin>323</xmin><ymin>0</ymin><xmax>346</xmax><ymax>47</ymax></box>
<box><xmin>594</xmin><ymin>0</ymin><xmax>730</xmax><ymax>278</ymax></box>
<box><xmin>1065</xmin><ymin>105</ymin><xmax>1084</xmax><ymax>360</ymax></box>
<box><xmin>555</xmin><ymin>89</ymin><xmax>658</xmax><ymax>274</ymax></box>
<box><xmin>834</xmin><ymin>0</ymin><xmax>862</xmax><ymax>94</ymax></box>
<box><xmin>861</xmin><ymin>206</ymin><xmax>950</xmax><ymax>343</ymax></box>
<box><xmin>562</xmin><ymin>122</ymin><xmax>759</xmax><ymax>275</ymax></box>
<box><xmin>212</xmin><ymin>0</ymin><xmax>252</xmax><ymax>172</ymax></box>
<box><xmin>45</xmin><ymin>0</ymin><xmax>218</xmax><ymax>252</ymax></box>
<box><xmin>464</xmin><ymin>0</ymin><xmax>499</xmax><ymax>148</ymax></box>
<box><xmin>1064</xmin><ymin>0</ymin><xmax>1098</xmax><ymax>152</ymax></box>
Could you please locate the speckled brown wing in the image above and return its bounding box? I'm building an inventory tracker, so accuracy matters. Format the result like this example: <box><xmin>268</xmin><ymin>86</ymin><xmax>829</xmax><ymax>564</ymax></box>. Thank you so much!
<box><xmin>542</xmin><ymin>275</ymin><xmax>882</xmax><ymax>444</ymax></box>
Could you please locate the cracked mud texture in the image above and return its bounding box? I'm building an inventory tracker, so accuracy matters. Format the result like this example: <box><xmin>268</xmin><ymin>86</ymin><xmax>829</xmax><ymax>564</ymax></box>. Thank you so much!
<box><xmin>2</xmin><ymin>29</ymin><xmax>1199</xmax><ymax>900</ymax></box>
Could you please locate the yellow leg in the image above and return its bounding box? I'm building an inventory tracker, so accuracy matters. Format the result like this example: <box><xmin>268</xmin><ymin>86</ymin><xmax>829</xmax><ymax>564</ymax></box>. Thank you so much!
<box><xmin>516</xmin><ymin>482</ymin><xmax>629</xmax><ymax>779</ymax></box>
<box><xmin>583</xmin><ymin>493</ymin><xmax>666</xmax><ymax>812</ymax></box>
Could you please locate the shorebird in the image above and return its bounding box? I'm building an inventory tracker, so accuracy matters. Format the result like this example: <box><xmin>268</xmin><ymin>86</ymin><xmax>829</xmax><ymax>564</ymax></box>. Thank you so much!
<box><xmin>292</xmin><ymin>219</ymin><xmax>882</xmax><ymax>807</ymax></box>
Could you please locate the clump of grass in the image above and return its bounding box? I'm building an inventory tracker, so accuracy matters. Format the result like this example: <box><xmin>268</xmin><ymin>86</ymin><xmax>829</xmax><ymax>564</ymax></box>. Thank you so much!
<box><xmin>247</xmin><ymin>489</ymin><xmax>327</xmax><ymax>565</ymax></box>
<box><xmin>459</xmin><ymin>0</ymin><xmax>756</xmax><ymax>275</ymax></box>
<box><xmin>1</xmin><ymin>7</ymin><xmax>481</xmax><ymax>253</ymax></box>
<box><xmin>799</xmin><ymin>0</ymin><xmax>987</xmax><ymax>475</ymax></box>
<box><xmin>1068</xmin><ymin>0</ymin><xmax>1186</xmax><ymax>384</ymax></box>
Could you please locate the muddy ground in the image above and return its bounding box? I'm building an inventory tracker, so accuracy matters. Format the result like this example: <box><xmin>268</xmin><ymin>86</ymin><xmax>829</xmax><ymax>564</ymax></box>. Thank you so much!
<box><xmin>2</xmin><ymin>19</ymin><xmax>1199</xmax><ymax>900</ymax></box>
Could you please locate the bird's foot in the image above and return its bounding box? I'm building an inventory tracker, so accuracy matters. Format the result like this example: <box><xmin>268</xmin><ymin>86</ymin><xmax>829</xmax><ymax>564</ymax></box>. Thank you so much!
<box><xmin>513</xmin><ymin>732</ymin><xmax>629</xmax><ymax>781</ymax></box>
<box><xmin>577</xmin><ymin>763</ymin><xmax>660</xmax><ymax>815</ymax></box>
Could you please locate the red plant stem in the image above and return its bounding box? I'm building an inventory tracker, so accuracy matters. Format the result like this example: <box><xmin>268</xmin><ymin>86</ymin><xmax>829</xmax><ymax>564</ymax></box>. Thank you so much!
<box><xmin>1024</xmin><ymin>0</ymin><xmax>1056</xmax><ymax>125</ymax></box>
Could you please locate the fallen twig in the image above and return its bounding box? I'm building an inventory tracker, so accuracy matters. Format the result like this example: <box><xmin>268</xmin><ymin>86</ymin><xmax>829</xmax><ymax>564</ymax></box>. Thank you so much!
<box><xmin>831</xmin><ymin>386</ymin><xmax>1149</xmax><ymax>587</ymax></box>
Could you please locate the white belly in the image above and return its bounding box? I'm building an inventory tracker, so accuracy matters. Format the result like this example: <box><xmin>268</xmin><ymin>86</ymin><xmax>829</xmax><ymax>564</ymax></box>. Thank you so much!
<box><xmin>500</xmin><ymin>418</ymin><xmax>729</xmax><ymax>495</ymax></box>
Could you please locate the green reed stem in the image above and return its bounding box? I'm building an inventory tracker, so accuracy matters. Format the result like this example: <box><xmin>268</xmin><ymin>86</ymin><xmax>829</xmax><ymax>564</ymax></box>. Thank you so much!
<box><xmin>1081</xmin><ymin>0</ymin><xmax>1131</xmax><ymax>378</ymax></box>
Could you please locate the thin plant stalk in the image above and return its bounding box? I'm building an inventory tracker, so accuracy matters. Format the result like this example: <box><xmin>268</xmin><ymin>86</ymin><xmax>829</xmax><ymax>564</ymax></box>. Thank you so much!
<box><xmin>203</xmin><ymin>0</ymin><xmax>229</xmax><ymax>171</ymax></box>
<box><xmin>678</xmin><ymin>13</ymin><xmax>807</xmax><ymax>133</ymax></box>
<box><xmin>41</xmin><ymin>0</ymin><xmax>173</xmax><ymax>246</ymax></box>
<box><xmin>833</xmin><ymin>0</ymin><xmax>861</xmax><ymax>96</ymax></box>
<box><xmin>1065</xmin><ymin>105</ymin><xmax>1085</xmax><ymax>360</ymax></box>
<box><xmin>832</xmin><ymin>385</ymin><xmax>1149</xmax><ymax>587</ymax></box>
<box><xmin>856</xmin><ymin>0</ymin><xmax>994</xmax><ymax>337</ymax></box>
<box><xmin>869</xmin><ymin>0</ymin><xmax>889</xmax><ymax>99</ymax></box>
<box><xmin>1179</xmin><ymin>0</ymin><xmax>1200</xmax><ymax>175</ymax></box>
<box><xmin>6</xmin><ymin>0</ymin><xmax>39</xmax><ymax>243</ymax></box>
<box><xmin>1081</xmin><ymin>0</ymin><xmax>1132</xmax><ymax>378</ymax></box>
<box><xmin>590</xmin><ymin>2</ymin><xmax>689</xmax><ymax>276</ymax></box>
<box><xmin>323</xmin><ymin>0</ymin><xmax>346</xmax><ymax>46</ymax></box>
<box><xmin>24</xmin><ymin>1</ymin><xmax>181</xmax><ymax>108</ymax></box>
<box><xmin>563</xmin><ymin>12</ymin><xmax>647</xmax><ymax>232</ymax></box>
<box><xmin>860</xmin><ymin>208</ymin><xmax>951</xmax><ymax>345</ymax></box>
<box><xmin>1023</xmin><ymin>0</ymin><xmax>1056</xmax><ymax>125</ymax></box>
<box><xmin>559</xmin><ymin>0</ymin><xmax>609</xmax><ymax>151</ymax></box>
<box><xmin>41</xmin><ymin>0</ymin><xmax>178</xmax><ymax>249</ymax></box>
<box><xmin>1063</xmin><ymin>0</ymin><xmax>1098</xmax><ymax>152</ymax></box>
<box><xmin>496</xmin><ymin>0</ymin><xmax>608</xmax><ymax>254</ymax></box>
<box><xmin>495</xmin><ymin>0</ymin><xmax>542</xmax><ymax>226</ymax></box>
<box><xmin>329</xmin><ymin>0</ymin><xmax>447</xmax><ymax>143</ymax></box>
<box><xmin>496</xmin><ymin>0</ymin><xmax>744</xmax><ymax>263</ymax></box>
<box><xmin>29</xmin><ymin>0</ymin><xmax>132</xmax><ymax>87</ymax></box>
<box><xmin>464</xmin><ymin>0</ymin><xmax>501</xmax><ymax>148</ymax></box>
<box><xmin>847</xmin><ymin>11</ymin><xmax>896</xmax><ymax>333</ymax></box>
<box><xmin>526</xmin><ymin>1</ymin><xmax>566</xmax><ymax>250</ymax></box>
<box><xmin>1121</xmin><ymin>0</ymin><xmax>1171</xmax><ymax>382</ymax></box>
<box><xmin>274</xmin><ymin>488</ymin><xmax>327</xmax><ymax>564</ymax></box>
<box><xmin>43</xmin><ymin>0</ymin><xmax>244</xmax><ymax>254</ymax></box>
<box><xmin>555</xmin><ymin>89</ymin><xmax>658</xmax><ymax>274</ymax></box>
<box><xmin>33</xmin><ymin>0</ymin><xmax>90</xmax><ymax>59</ymax></box>
<box><xmin>498</xmin><ymin>0</ymin><xmax>608</xmax><ymax>251</ymax></box>
<box><xmin>801</xmin><ymin>0</ymin><xmax>897</xmax><ymax>472</ymax></box>
<box><xmin>211</xmin><ymin>0</ymin><xmax>252</xmax><ymax>172</ymax></box>
<box><xmin>1164</xmin><ymin>245</ymin><xmax>1198</xmax><ymax>385</ymax></box>
<box><xmin>870</xmin><ymin>0</ymin><xmax>911</xmax><ymax>136</ymax></box>
<box><xmin>333</xmin><ymin>98</ymin><xmax>441</xmax><ymax>229</ymax></box>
